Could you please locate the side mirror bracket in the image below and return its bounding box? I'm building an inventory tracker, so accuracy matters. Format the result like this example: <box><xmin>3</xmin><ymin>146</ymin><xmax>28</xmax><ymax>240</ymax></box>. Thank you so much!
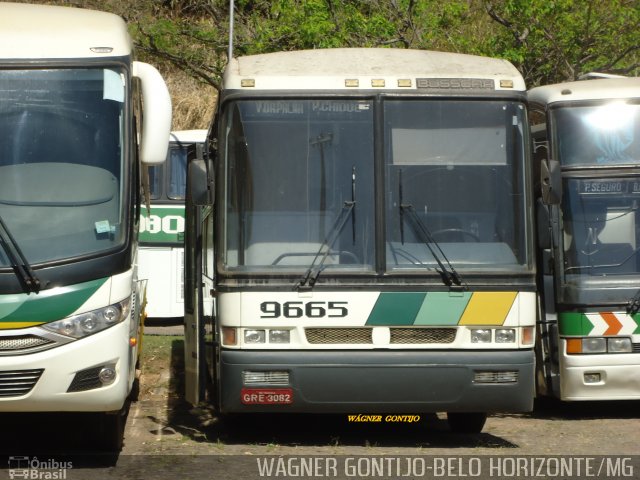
<box><xmin>541</xmin><ymin>159</ymin><xmax>562</xmax><ymax>205</ymax></box>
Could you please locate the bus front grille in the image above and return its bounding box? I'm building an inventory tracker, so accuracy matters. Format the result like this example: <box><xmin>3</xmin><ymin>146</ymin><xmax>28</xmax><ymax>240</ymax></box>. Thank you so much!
<box><xmin>0</xmin><ymin>335</ymin><xmax>54</xmax><ymax>355</ymax></box>
<box><xmin>0</xmin><ymin>369</ymin><xmax>43</xmax><ymax>397</ymax></box>
<box><xmin>389</xmin><ymin>328</ymin><xmax>456</xmax><ymax>344</ymax></box>
<box><xmin>305</xmin><ymin>328</ymin><xmax>372</xmax><ymax>344</ymax></box>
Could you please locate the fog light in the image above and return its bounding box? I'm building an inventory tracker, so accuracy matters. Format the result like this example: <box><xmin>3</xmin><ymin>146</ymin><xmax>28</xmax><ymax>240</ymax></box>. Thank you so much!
<box><xmin>244</xmin><ymin>329</ymin><xmax>266</xmax><ymax>344</ymax></box>
<box><xmin>495</xmin><ymin>329</ymin><xmax>516</xmax><ymax>343</ymax></box>
<box><xmin>582</xmin><ymin>337</ymin><xmax>606</xmax><ymax>353</ymax></box>
<box><xmin>607</xmin><ymin>337</ymin><xmax>632</xmax><ymax>353</ymax></box>
<box><xmin>471</xmin><ymin>329</ymin><xmax>492</xmax><ymax>343</ymax></box>
<box><xmin>269</xmin><ymin>330</ymin><xmax>290</xmax><ymax>344</ymax></box>
<box><xmin>584</xmin><ymin>372</ymin><xmax>601</xmax><ymax>384</ymax></box>
<box><xmin>98</xmin><ymin>367</ymin><xmax>116</xmax><ymax>385</ymax></box>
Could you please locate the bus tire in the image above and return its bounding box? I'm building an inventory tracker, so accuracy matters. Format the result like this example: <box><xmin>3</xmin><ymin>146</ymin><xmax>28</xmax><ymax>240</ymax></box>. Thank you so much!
<box><xmin>446</xmin><ymin>412</ymin><xmax>487</xmax><ymax>433</ymax></box>
<box><xmin>96</xmin><ymin>405</ymin><xmax>128</xmax><ymax>452</ymax></box>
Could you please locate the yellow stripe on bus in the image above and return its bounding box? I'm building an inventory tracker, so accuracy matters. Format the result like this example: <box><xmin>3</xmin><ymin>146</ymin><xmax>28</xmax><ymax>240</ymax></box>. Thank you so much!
<box><xmin>458</xmin><ymin>292</ymin><xmax>517</xmax><ymax>326</ymax></box>
<box><xmin>0</xmin><ymin>322</ymin><xmax>45</xmax><ymax>330</ymax></box>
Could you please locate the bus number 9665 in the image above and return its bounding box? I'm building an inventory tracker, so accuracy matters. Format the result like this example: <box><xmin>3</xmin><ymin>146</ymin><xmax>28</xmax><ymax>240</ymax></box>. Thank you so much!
<box><xmin>260</xmin><ymin>301</ymin><xmax>348</xmax><ymax>318</ymax></box>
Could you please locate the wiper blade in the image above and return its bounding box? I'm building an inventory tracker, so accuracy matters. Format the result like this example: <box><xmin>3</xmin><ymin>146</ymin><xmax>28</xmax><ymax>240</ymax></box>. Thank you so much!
<box><xmin>0</xmin><ymin>214</ymin><xmax>41</xmax><ymax>293</ymax></box>
<box><xmin>398</xmin><ymin>169</ymin><xmax>466</xmax><ymax>290</ymax></box>
<box><xmin>297</xmin><ymin>167</ymin><xmax>357</xmax><ymax>292</ymax></box>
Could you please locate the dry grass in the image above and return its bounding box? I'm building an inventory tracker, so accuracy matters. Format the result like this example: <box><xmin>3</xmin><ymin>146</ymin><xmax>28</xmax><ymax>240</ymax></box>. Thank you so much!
<box><xmin>164</xmin><ymin>69</ymin><xmax>218</xmax><ymax>131</ymax></box>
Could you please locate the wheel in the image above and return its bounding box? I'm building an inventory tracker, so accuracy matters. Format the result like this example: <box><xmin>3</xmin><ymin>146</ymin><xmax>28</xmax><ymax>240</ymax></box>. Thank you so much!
<box><xmin>446</xmin><ymin>412</ymin><xmax>487</xmax><ymax>433</ymax></box>
<box><xmin>431</xmin><ymin>228</ymin><xmax>480</xmax><ymax>242</ymax></box>
<box><xmin>96</xmin><ymin>405</ymin><xmax>128</xmax><ymax>452</ymax></box>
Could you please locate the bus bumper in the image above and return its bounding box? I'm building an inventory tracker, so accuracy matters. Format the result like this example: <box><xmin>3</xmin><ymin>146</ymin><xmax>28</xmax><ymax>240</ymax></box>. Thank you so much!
<box><xmin>560</xmin><ymin>351</ymin><xmax>640</xmax><ymax>401</ymax></box>
<box><xmin>219</xmin><ymin>349</ymin><xmax>535</xmax><ymax>413</ymax></box>
<box><xmin>0</xmin><ymin>322</ymin><xmax>133</xmax><ymax>412</ymax></box>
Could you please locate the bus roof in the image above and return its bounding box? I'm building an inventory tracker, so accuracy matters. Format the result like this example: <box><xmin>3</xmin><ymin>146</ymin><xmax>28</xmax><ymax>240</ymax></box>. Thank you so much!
<box><xmin>223</xmin><ymin>48</ymin><xmax>525</xmax><ymax>92</ymax></box>
<box><xmin>528</xmin><ymin>77</ymin><xmax>640</xmax><ymax>106</ymax></box>
<box><xmin>0</xmin><ymin>3</ymin><xmax>131</xmax><ymax>60</ymax></box>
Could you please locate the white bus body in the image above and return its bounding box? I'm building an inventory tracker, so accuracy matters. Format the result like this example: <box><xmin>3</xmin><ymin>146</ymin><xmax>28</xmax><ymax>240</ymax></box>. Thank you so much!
<box><xmin>0</xmin><ymin>3</ymin><xmax>171</xmax><ymax>449</ymax></box>
<box><xmin>186</xmin><ymin>49</ymin><xmax>536</xmax><ymax>433</ymax></box>
<box><xmin>138</xmin><ymin>130</ymin><xmax>207</xmax><ymax>319</ymax></box>
<box><xmin>529</xmin><ymin>78</ymin><xmax>640</xmax><ymax>400</ymax></box>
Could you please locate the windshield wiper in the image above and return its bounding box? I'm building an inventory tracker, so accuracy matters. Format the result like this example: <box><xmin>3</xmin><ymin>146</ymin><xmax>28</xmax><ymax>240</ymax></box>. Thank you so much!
<box><xmin>398</xmin><ymin>169</ymin><xmax>466</xmax><ymax>290</ymax></box>
<box><xmin>297</xmin><ymin>167</ymin><xmax>357</xmax><ymax>292</ymax></box>
<box><xmin>0</xmin><ymin>214</ymin><xmax>41</xmax><ymax>293</ymax></box>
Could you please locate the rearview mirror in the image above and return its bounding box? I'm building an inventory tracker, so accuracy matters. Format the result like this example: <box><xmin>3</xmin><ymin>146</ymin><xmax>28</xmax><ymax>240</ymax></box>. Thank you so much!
<box><xmin>188</xmin><ymin>159</ymin><xmax>210</xmax><ymax>207</ymax></box>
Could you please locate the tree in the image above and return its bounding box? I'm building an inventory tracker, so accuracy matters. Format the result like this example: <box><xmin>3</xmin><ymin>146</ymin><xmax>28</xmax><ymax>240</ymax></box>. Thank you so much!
<box><xmin>483</xmin><ymin>0</ymin><xmax>640</xmax><ymax>86</ymax></box>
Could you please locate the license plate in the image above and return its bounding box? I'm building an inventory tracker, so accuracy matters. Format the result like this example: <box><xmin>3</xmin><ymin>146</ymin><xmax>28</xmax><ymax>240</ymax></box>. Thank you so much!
<box><xmin>241</xmin><ymin>388</ymin><xmax>293</xmax><ymax>405</ymax></box>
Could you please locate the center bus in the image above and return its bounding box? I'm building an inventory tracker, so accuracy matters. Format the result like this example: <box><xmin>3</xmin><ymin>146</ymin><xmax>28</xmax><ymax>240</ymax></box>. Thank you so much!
<box><xmin>0</xmin><ymin>3</ymin><xmax>171</xmax><ymax>450</ymax></box>
<box><xmin>529</xmin><ymin>77</ymin><xmax>640</xmax><ymax>400</ymax></box>
<box><xmin>138</xmin><ymin>130</ymin><xmax>207</xmax><ymax>319</ymax></box>
<box><xmin>185</xmin><ymin>48</ymin><xmax>536</xmax><ymax>433</ymax></box>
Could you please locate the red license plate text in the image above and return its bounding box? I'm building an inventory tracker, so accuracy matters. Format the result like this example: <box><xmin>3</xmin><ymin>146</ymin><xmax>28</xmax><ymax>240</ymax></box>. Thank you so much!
<box><xmin>241</xmin><ymin>388</ymin><xmax>293</xmax><ymax>405</ymax></box>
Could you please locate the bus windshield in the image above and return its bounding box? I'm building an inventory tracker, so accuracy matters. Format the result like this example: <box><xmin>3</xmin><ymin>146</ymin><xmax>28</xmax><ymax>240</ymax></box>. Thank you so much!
<box><xmin>552</xmin><ymin>102</ymin><xmax>640</xmax><ymax>166</ymax></box>
<box><xmin>220</xmin><ymin>97</ymin><xmax>531</xmax><ymax>275</ymax></box>
<box><xmin>562</xmin><ymin>177</ymin><xmax>640</xmax><ymax>277</ymax></box>
<box><xmin>385</xmin><ymin>99</ymin><xmax>530</xmax><ymax>272</ymax></box>
<box><xmin>0</xmin><ymin>68</ymin><xmax>126</xmax><ymax>267</ymax></box>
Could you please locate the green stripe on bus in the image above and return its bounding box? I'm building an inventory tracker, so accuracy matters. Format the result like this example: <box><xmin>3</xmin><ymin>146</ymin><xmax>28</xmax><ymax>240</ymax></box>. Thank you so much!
<box><xmin>558</xmin><ymin>312</ymin><xmax>592</xmax><ymax>336</ymax></box>
<box><xmin>366</xmin><ymin>292</ymin><xmax>426</xmax><ymax>326</ymax></box>
<box><xmin>414</xmin><ymin>291</ymin><xmax>472</xmax><ymax>325</ymax></box>
<box><xmin>0</xmin><ymin>278</ymin><xmax>107</xmax><ymax>327</ymax></box>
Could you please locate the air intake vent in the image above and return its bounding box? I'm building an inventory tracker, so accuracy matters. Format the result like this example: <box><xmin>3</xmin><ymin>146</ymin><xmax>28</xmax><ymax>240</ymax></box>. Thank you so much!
<box><xmin>305</xmin><ymin>328</ymin><xmax>372</xmax><ymax>344</ymax></box>
<box><xmin>389</xmin><ymin>328</ymin><xmax>456</xmax><ymax>344</ymax></box>
<box><xmin>67</xmin><ymin>366</ymin><xmax>104</xmax><ymax>392</ymax></box>
<box><xmin>474</xmin><ymin>370</ymin><xmax>519</xmax><ymax>384</ymax></box>
<box><xmin>0</xmin><ymin>335</ymin><xmax>53</xmax><ymax>354</ymax></box>
<box><xmin>0</xmin><ymin>369</ymin><xmax>43</xmax><ymax>397</ymax></box>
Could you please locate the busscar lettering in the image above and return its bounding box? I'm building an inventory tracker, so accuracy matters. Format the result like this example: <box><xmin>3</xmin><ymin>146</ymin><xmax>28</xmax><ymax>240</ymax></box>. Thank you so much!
<box><xmin>416</xmin><ymin>77</ymin><xmax>495</xmax><ymax>90</ymax></box>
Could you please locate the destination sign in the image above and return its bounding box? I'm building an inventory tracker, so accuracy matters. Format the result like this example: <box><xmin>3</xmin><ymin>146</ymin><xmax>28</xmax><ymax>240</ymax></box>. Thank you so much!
<box><xmin>578</xmin><ymin>179</ymin><xmax>640</xmax><ymax>195</ymax></box>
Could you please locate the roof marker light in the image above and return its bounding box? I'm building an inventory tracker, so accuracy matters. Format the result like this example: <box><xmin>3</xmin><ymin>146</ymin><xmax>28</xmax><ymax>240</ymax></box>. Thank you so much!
<box><xmin>90</xmin><ymin>47</ymin><xmax>114</xmax><ymax>54</ymax></box>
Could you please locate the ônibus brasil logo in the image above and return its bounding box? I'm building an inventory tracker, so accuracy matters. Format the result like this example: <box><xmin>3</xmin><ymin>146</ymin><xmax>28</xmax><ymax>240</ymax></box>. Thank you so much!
<box><xmin>8</xmin><ymin>456</ymin><xmax>72</xmax><ymax>480</ymax></box>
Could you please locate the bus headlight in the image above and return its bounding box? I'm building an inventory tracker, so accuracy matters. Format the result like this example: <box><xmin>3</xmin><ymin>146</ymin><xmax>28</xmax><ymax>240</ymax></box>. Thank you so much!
<box><xmin>269</xmin><ymin>330</ymin><xmax>291</xmax><ymax>344</ymax></box>
<box><xmin>581</xmin><ymin>337</ymin><xmax>607</xmax><ymax>354</ymax></box>
<box><xmin>607</xmin><ymin>337</ymin><xmax>632</xmax><ymax>353</ymax></box>
<box><xmin>244</xmin><ymin>329</ymin><xmax>266</xmax><ymax>344</ymax></box>
<box><xmin>495</xmin><ymin>329</ymin><xmax>516</xmax><ymax>343</ymax></box>
<box><xmin>470</xmin><ymin>329</ymin><xmax>492</xmax><ymax>343</ymax></box>
<box><xmin>42</xmin><ymin>298</ymin><xmax>130</xmax><ymax>339</ymax></box>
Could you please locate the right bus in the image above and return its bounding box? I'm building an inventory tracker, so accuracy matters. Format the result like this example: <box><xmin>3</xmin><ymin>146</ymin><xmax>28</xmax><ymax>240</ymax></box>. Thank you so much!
<box><xmin>529</xmin><ymin>77</ymin><xmax>640</xmax><ymax>401</ymax></box>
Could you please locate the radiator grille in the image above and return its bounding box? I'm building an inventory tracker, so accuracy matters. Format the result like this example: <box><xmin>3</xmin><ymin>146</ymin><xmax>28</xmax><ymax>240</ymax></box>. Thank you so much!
<box><xmin>305</xmin><ymin>328</ymin><xmax>372</xmax><ymax>344</ymax></box>
<box><xmin>633</xmin><ymin>343</ymin><xmax>640</xmax><ymax>353</ymax></box>
<box><xmin>389</xmin><ymin>328</ymin><xmax>456</xmax><ymax>344</ymax></box>
<box><xmin>0</xmin><ymin>335</ymin><xmax>53</xmax><ymax>353</ymax></box>
<box><xmin>0</xmin><ymin>369</ymin><xmax>43</xmax><ymax>397</ymax></box>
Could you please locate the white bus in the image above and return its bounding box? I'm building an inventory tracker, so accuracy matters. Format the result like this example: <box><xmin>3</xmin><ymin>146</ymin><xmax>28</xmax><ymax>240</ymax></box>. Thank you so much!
<box><xmin>185</xmin><ymin>48</ymin><xmax>536</xmax><ymax>433</ymax></box>
<box><xmin>0</xmin><ymin>3</ymin><xmax>171</xmax><ymax>450</ymax></box>
<box><xmin>139</xmin><ymin>130</ymin><xmax>207</xmax><ymax>319</ymax></box>
<box><xmin>529</xmin><ymin>77</ymin><xmax>640</xmax><ymax>400</ymax></box>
